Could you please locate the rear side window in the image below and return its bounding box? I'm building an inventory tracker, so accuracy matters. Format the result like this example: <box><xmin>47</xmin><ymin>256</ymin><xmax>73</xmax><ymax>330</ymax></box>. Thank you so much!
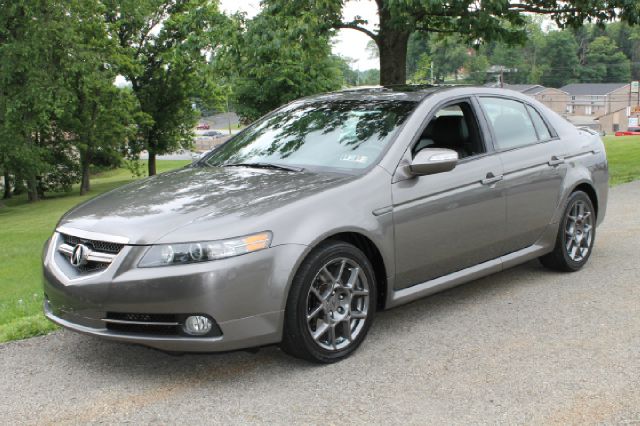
<box><xmin>479</xmin><ymin>97</ymin><xmax>538</xmax><ymax>150</ymax></box>
<box><xmin>526</xmin><ymin>105</ymin><xmax>552</xmax><ymax>141</ymax></box>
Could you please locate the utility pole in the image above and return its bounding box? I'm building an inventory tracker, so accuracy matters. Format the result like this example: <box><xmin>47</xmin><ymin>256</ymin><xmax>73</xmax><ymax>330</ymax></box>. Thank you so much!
<box><xmin>430</xmin><ymin>61</ymin><xmax>434</xmax><ymax>85</ymax></box>
<box><xmin>226</xmin><ymin>92</ymin><xmax>232</xmax><ymax>136</ymax></box>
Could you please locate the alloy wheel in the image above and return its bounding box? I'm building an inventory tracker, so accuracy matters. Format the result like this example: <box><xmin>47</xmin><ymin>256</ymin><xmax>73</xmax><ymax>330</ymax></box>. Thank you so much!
<box><xmin>305</xmin><ymin>257</ymin><xmax>370</xmax><ymax>351</ymax></box>
<box><xmin>564</xmin><ymin>199</ymin><xmax>594</xmax><ymax>262</ymax></box>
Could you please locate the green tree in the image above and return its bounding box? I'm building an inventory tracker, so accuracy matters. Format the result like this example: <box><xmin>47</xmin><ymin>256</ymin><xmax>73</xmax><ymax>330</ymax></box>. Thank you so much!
<box><xmin>406</xmin><ymin>32</ymin><xmax>430</xmax><ymax>81</ymax></box>
<box><xmin>358</xmin><ymin>69</ymin><xmax>381</xmax><ymax>86</ymax></box>
<box><xmin>606</xmin><ymin>23</ymin><xmax>640</xmax><ymax>80</ymax></box>
<box><xmin>410</xmin><ymin>53</ymin><xmax>432</xmax><ymax>83</ymax></box>
<box><xmin>333</xmin><ymin>56</ymin><xmax>359</xmax><ymax>87</ymax></box>
<box><xmin>60</xmin><ymin>1</ymin><xmax>138</xmax><ymax>194</ymax></box>
<box><xmin>464</xmin><ymin>53</ymin><xmax>490</xmax><ymax>85</ymax></box>
<box><xmin>539</xmin><ymin>31</ymin><xmax>580</xmax><ymax>87</ymax></box>
<box><xmin>0</xmin><ymin>0</ymin><xmax>79</xmax><ymax>201</ymax></box>
<box><xmin>266</xmin><ymin>0</ymin><xmax>639</xmax><ymax>85</ymax></box>
<box><xmin>430</xmin><ymin>36</ymin><xmax>469</xmax><ymax>82</ymax></box>
<box><xmin>225</xmin><ymin>3</ymin><xmax>343</xmax><ymax>121</ymax></box>
<box><xmin>579</xmin><ymin>36</ymin><xmax>631</xmax><ymax>83</ymax></box>
<box><xmin>103</xmin><ymin>0</ymin><xmax>227</xmax><ymax>175</ymax></box>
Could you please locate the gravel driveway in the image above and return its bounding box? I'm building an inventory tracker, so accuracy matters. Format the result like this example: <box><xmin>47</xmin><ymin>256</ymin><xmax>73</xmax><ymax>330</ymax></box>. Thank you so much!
<box><xmin>2</xmin><ymin>182</ymin><xmax>639</xmax><ymax>424</ymax></box>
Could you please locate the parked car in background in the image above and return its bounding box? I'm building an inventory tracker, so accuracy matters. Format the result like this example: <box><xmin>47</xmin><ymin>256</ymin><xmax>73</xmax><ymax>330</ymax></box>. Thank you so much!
<box><xmin>191</xmin><ymin>150</ymin><xmax>211</xmax><ymax>161</ymax></box>
<box><xmin>615</xmin><ymin>126</ymin><xmax>640</xmax><ymax>136</ymax></box>
<box><xmin>43</xmin><ymin>86</ymin><xmax>608</xmax><ymax>363</ymax></box>
<box><xmin>201</xmin><ymin>130</ymin><xmax>224</xmax><ymax>137</ymax></box>
<box><xmin>196</xmin><ymin>123</ymin><xmax>210</xmax><ymax>130</ymax></box>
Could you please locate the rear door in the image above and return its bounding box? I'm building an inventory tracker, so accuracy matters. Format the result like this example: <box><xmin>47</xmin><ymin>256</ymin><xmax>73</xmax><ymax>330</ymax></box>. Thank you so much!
<box><xmin>477</xmin><ymin>97</ymin><xmax>567</xmax><ymax>254</ymax></box>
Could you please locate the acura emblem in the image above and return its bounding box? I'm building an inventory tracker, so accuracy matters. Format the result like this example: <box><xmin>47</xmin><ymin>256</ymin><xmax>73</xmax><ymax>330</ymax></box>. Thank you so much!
<box><xmin>70</xmin><ymin>244</ymin><xmax>90</xmax><ymax>267</ymax></box>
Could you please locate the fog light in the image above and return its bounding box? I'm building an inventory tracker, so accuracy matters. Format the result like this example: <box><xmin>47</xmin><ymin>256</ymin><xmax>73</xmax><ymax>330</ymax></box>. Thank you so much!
<box><xmin>183</xmin><ymin>315</ymin><xmax>212</xmax><ymax>336</ymax></box>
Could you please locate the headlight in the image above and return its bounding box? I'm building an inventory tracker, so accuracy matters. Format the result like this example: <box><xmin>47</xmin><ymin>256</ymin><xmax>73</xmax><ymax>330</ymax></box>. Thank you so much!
<box><xmin>138</xmin><ymin>231</ymin><xmax>272</xmax><ymax>267</ymax></box>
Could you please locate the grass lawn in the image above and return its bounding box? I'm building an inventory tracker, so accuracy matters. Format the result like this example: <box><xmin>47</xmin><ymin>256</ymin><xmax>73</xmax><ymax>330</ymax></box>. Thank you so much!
<box><xmin>602</xmin><ymin>135</ymin><xmax>640</xmax><ymax>185</ymax></box>
<box><xmin>0</xmin><ymin>137</ymin><xmax>639</xmax><ymax>344</ymax></box>
<box><xmin>0</xmin><ymin>160</ymin><xmax>189</xmax><ymax>343</ymax></box>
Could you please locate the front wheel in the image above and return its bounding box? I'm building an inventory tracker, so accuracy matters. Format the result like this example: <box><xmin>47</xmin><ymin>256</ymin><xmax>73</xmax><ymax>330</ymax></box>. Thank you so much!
<box><xmin>281</xmin><ymin>241</ymin><xmax>377</xmax><ymax>363</ymax></box>
<box><xmin>539</xmin><ymin>191</ymin><xmax>596</xmax><ymax>272</ymax></box>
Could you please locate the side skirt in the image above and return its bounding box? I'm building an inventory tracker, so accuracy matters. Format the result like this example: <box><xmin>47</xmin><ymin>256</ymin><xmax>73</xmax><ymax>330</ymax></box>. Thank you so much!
<box><xmin>386</xmin><ymin>225</ymin><xmax>558</xmax><ymax>309</ymax></box>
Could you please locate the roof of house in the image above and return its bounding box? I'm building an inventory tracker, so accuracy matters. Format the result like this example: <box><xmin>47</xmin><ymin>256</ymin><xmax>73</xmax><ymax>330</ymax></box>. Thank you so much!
<box><xmin>484</xmin><ymin>84</ymin><xmax>564</xmax><ymax>95</ymax></box>
<box><xmin>560</xmin><ymin>83</ymin><xmax>629</xmax><ymax>96</ymax></box>
<box><xmin>503</xmin><ymin>84</ymin><xmax>547</xmax><ymax>94</ymax></box>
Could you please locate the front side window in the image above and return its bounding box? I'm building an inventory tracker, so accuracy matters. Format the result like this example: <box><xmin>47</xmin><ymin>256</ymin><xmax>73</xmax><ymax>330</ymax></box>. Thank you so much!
<box><xmin>479</xmin><ymin>97</ymin><xmax>538</xmax><ymax>150</ymax></box>
<box><xmin>202</xmin><ymin>100</ymin><xmax>417</xmax><ymax>173</ymax></box>
<box><xmin>412</xmin><ymin>101</ymin><xmax>486</xmax><ymax>159</ymax></box>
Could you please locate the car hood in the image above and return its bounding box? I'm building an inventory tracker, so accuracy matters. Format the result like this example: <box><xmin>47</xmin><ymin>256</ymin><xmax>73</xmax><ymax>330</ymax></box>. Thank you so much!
<box><xmin>58</xmin><ymin>166</ymin><xmax>353</xmax><ymax>244</ymax></box>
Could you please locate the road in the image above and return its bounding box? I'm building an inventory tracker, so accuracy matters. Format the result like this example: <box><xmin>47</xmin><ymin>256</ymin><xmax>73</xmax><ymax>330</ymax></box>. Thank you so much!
<box><xmin>2</xmin><ymin>181</ymin><xmax>639</xmax><ymax>424</ymax></box>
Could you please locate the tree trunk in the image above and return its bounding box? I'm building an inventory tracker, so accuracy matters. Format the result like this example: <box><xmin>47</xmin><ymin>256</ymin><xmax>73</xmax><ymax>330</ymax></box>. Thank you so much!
<box><xmin>148</xmin><ymin>150</ymin><xmax>157</xmax><ymax>176</ymax></box>
<box><xmin>27</xmin><ymin>176</ymin><xmax>39</xmax><ymax>202</ymax></box>
<box><xmin>378</xmin><ymin>8</ymin><xmax>410</xmax><ymax>86</ymax></box>
<box><xmin>80</xmin><ymin>150</ymin><xmax>91</xmax><ymax>195</ymax></box>
<box><xmin>2</xmin><ymin>170</ymin><xmax>11</xmax><ymax>199</ymax></box>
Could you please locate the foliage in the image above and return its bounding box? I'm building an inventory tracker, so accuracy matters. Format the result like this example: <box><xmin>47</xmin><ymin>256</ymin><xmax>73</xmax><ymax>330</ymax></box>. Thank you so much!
<box><xmin>224</xmin><ymin>4</ymin><xmax>344</xmax><ymax>121</ymax></box>
<box><xmin>406</xmin><ymin>32</ymin><xmax>430</xmax><ymax>79</ymax></box>
<box><xmin>410</xmin><ymin>54</ymin><xmax>432</xmax><ymax>83</ymax></box>
<box><xmin>538</xmin><ymin>31</ymin><xmax>581</xmax><ymax>87</ymax></box>
<box><xmin>61</xmin><ymin>1</ymin><xmax>139</xmax><ymax>193</ymax></box>
<box><xmin>464</xmin><ymin>54</ymin><xmax>491</xmax><ymax>85</ymax></box>
<box><xmin>404</xmin><ymin>18</ymin><xmax>640</xmax><ymax>87</ymax></box>
<box><xmin>0</xmin><ymin>0</ymin><xmax>79</xmax><ymax>201</ymax></box>
<box><xmin>263</xmin><ymin>0</ymin><xmax>640</xmax><ymax>85</ymax></box>
<box><xmin>429</xmin><ymin>37</ymin><xmax>469</xmax><ymax>82</ymax></box>
<box><xmin>579</xmin><ymin>36</ymin><xmax>631</xmax><ymax>83</ymax></box>
<box><xmin>103</xmin><ymin>0</ymin><xmax>228</xmax><ymax>175</ymax></box>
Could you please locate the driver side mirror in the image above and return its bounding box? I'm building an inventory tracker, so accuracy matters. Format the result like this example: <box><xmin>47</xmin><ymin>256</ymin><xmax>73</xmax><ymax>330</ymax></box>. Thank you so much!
<box><xmin>409</xmin><ymin>148</ymin><xmax>458</xmax><ymax>176</ymax></box>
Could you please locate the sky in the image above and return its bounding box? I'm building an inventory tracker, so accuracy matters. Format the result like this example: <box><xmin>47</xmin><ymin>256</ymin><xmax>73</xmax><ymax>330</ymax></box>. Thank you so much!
<box><xmin>219</xmin><ymin>0</ymin><xmax>380</xmax><ymax>70</ymax></box>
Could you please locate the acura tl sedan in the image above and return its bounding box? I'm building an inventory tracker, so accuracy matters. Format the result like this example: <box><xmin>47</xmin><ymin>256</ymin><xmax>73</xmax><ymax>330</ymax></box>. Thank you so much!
<box><xmin>43</xmin><ymin>86</ymin><xmax>608</xmax><ymax>363</ymax></box>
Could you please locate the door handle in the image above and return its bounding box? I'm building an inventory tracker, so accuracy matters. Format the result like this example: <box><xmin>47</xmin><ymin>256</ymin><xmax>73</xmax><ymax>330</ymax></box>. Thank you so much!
<box><xmin>481</xmin><ymin>173</ymin><xmax>504</xmax><ymax>186</ymax></box>
<box><xmin>548</xmin><ymin>156</ymin><xmax>565</xmax><ymax>166</ymax></box>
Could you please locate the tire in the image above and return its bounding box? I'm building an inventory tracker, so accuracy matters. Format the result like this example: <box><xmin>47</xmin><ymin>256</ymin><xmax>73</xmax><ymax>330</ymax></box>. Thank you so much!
<box><xmin>539</xmin><ymin>191</ymin><xmax>596</xmax><ymax>272</ymax></box>
<box><xmin>281</xmin><ymin>240</ymin><xmax>377</xmax><ymax>363</ymax></box>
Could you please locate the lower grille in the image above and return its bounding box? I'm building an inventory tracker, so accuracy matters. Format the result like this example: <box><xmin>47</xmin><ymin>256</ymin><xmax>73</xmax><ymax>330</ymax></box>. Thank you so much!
<box><xmin>103</xmin><ymin>312</ymin><xmax>222</xmax><ymax>337</ymax></box>
<box><xmin>107</xmin><ymin>312</ymin><xmax>178</xmax><ymax>323</ymax></box>
<box><xmin>77</xmin><ymin>262</ymin><xmax>109</xmax><ymax>273</ymax></box>
<box><xmin>106</xmin><ymin>322</ymin><xmax>179</xmax><ymax>335</ymax></box>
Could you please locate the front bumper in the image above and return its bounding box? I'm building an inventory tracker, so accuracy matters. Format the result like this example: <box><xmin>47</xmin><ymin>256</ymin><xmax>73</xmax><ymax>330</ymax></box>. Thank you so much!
<box><xmin>43</xmin><ymin>234</ymin><xmax>306</xmax><ymax>352</ymax></box>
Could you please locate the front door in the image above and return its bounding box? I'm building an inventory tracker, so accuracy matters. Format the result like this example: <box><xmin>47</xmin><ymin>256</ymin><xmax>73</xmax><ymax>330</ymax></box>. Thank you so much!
<box><xmin>391</xmin><ymin>99</ymin><xmax>507</xmax><ymax>290</ymax></box>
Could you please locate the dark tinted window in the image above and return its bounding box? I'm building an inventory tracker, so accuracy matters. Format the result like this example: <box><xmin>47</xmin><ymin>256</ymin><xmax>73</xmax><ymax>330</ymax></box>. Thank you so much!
<box><xmin>526</xmin><ymin>105</ymin><xmax>552</xmax><ymax>140</ymax></box>
<box><xmin>479</xmin><ymin>97</ymin><xmax>538</xmax><ymax>150</ymax></box>
<box><xmin>412</xmin><ymin>102</ymin><xmax>486</xmax><ymax>158</ymax></box>
<box><xmin>203</xmin><ymin>100</ymin><xmax>417</xmax><ymax>172</ymax></box>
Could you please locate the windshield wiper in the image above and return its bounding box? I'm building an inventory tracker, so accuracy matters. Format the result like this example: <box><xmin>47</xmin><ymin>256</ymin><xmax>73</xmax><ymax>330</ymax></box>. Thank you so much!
<box><xmin>223</xmin><ymin>162</ymin><xmax>304</xmax><ymax>172</ymax></box>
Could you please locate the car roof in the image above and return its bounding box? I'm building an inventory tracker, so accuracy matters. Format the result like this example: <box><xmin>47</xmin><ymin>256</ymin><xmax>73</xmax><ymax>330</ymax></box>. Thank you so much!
<box><xmin>302</xmin><ymin>85</ymin><xmax>529</xmax><ymax>103</ymax></box>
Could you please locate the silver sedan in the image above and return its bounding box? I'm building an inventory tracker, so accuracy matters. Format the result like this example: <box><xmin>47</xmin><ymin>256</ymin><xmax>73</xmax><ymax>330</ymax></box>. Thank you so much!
<box><xmin>43</xmin><ymin>86</ymin><xmax>608</xmax><ymax>363</ymax></box>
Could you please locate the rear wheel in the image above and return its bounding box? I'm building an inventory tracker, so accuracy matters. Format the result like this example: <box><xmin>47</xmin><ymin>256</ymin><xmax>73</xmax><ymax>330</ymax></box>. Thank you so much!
<box><xmin>539</xmin><ymin>191</ymin><xmax>596</xmax><ymax>272</ymax></box>
<box><xmin>281</xmin><ymin>241</ymin><xmax>376</xmax><ymax>363</ymax></box>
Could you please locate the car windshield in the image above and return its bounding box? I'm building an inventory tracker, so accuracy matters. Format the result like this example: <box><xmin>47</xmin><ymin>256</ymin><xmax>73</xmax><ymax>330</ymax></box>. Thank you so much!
<box><xmin>201</xmin><ymin>100</ymin><xmax>417</xmax><ymax>173</ymax></box>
